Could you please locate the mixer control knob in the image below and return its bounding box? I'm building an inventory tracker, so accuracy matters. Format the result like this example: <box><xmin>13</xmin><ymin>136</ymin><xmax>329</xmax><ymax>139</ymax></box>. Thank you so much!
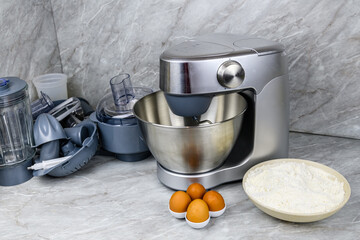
<box><xmin>217</xmin><ymin>60</ymin><xmax>245</xmax><ymax>88</ymax></box>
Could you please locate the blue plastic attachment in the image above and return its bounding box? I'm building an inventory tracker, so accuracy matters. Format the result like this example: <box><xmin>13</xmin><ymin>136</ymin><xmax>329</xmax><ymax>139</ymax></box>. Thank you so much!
<box><xmin>0</xmin><ymin>78</ymin><xmax>9</xmax><ymax>88</ymax></box>
<box><xmin>64</xmin><ymin>125</ymin><xmax>89</xmax><ymax>146</ymax></box>
<box><xmin>33</xmin><ymin>113</ymin><xmax>67</xmax><ymax>147</ymax></box>
<box><xmin>39</xmin><ymin>141</ymin><xmax>60</xmax><ymax>161</ymax></box>
<box><xmin>31</xmin><ymin>120</ymin><xmax>98</xmax><ymax>177</ymax></box>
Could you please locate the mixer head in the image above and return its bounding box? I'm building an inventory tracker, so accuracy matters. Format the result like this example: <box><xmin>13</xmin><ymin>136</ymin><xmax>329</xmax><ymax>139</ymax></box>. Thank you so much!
<box><xmin>159</xmin><ymin>33</ymin><xmax>286</xmax><ymax>117</ymax></box>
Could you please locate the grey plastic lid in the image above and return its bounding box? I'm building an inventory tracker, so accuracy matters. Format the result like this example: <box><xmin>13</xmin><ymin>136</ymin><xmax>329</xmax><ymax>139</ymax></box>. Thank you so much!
<box><xmin>33</xmin><ymin>113</ymin><xmax>67</xmax><ymax>147</ymax></box>
<box><xmin>0</xmin><ymin>77</ymin><xmax>28</xmax><ymax>108</ymax></box>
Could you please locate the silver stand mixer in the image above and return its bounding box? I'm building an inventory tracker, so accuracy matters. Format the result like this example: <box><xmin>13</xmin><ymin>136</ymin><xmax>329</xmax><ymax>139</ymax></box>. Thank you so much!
<box><xmin>134</xmin><ymin>33</ymin><xmax>289</xmax><ymax>190</ymax></box>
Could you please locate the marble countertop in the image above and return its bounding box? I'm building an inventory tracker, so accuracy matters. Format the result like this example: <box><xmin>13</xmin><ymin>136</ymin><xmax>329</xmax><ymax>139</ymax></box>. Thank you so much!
<box><xmin>1</xmin><ymin>132</ymin><xmax>359</xmax><ymax>239</ymax></box>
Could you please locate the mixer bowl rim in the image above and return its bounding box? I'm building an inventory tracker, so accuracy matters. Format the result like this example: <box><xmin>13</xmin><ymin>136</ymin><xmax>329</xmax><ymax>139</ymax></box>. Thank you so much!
<box><xmin>132</xmin><ymin>91</ymin><xmax>248</xmax><ymax>129</ymax></box>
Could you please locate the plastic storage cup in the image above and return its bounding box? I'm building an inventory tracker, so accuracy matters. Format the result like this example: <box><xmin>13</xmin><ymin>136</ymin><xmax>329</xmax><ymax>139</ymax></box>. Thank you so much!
<box><xmin>33</xmin><ymin>73</ymin><xmax>68</xmax><ymax>101</ymax></box>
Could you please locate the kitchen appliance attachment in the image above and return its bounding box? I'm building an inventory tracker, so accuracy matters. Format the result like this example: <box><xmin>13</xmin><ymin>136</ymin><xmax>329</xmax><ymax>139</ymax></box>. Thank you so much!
<box><xmin>31</xmin><ymin>91</ymin><xmax>55</xmax><ymax>120</ymax></box>
<box><xmin>0</xmin><ymin>77</ymin><xmax>35</xmax><ymax>186</ymax></box>
<box><xmin>33</xmin><ymin>73</ymin><xmax>68</xmax><ymax>101</ymax></box>
<box><xmin>110</xmin><ymin>73</ymin><xmax>135</xmax><ymax>112</ymax></box>
<box><xmin>48</xmin><ymin>97</ymin><xmax>83</xmax><ymax>127</ymax></box>
<box><xmin>134</xmin><ymin>91</ymin><xmax>247</xmax><ymax>173</ymax></box>
<box><xmin>133</xmin><ymin>33</ymin><xmax>289</xmax><ymax>190</ymax></box>
<box><xmin>90</xmin><ymin>74</ymin><xmax>152</xmax><ymax>161</ymax></box>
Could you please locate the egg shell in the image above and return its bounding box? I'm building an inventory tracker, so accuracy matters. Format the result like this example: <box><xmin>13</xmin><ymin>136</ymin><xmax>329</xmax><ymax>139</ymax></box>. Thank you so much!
<box><xmin>185</xmin><ymin>215</ymin><xmax>210</xmax><ymax>229</ymax></box>
<box><xmin>202</xmin><ymin>190</ymin><xmax>225</xmax><ymax>211</ymax></box>
<box><xmin>209</xmin><ymin>204</ymin><xmax>226</xmax><ymax>217</ymax></box>
<box><xmin>186</xmin><ymin>183</ymin><xmax>206</xmax><ymax>200</ymax></box>
<box><xmin>168</xmin><ymin>205</ymin><xmax>186</xmax><ymax>218</ymax></box>
<box><xmin>186</xmin><ymin>199</ymin><xmax>210</xmax><ymax>223</ymax></box>
<box><xmin>169</xmin><ymin>191</ymin><xmax>192</xmax><ymax>213</ymax></box>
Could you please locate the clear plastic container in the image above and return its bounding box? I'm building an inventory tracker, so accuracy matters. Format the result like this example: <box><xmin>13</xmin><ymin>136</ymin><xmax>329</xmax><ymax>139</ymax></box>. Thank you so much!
<box><xmin>110</xmin><ymin>73</ymin><xmax>135</xmax><ymax>113</ymax></box>
<box><xmin>33</xmin><ymin>73</ymin><xmax>68</xmax><ymax>101</ymax></box>
<box><xmin>96</xmin><ymin>87</ymin><xmax>153</xmax><ymax>125</ymax></box>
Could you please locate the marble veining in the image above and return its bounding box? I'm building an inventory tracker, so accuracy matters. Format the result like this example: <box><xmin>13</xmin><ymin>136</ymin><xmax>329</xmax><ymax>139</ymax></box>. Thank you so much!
<box><xmin>50</xmin><ymin>0</ymin><xmax>360</xmax><ymax>139</ymax></box>
<box><xmin>0</xmin><ymin>0</ymin><xmax>61</xmax><ymax>100</ymax></box>
<box><xmin>0</xmin><ymin>2</ymin><xmax>359</xmax><ymax>239</ymax></box>
<box><xmin>1</xmin><ymin>0</ymin><xmax>359</xmax><ymax>138</ymax></box>
<box><xmin>0</xmin><ymin>133</ymin><xmax>359</xmax><ymax>239</ymax></box>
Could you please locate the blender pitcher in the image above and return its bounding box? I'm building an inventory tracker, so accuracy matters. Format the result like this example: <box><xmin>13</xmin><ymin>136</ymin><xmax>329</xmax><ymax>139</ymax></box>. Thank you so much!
<box><xmin>0</xmin><ymin>77</ymin><xmax>35</xmax><ymax>186</ymax></box>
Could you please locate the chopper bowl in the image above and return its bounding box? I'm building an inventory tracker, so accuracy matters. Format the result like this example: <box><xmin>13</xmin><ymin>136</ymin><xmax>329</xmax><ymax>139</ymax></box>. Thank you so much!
<box><xmin>90</xmin><ymin>87</ymin><xmax>153</xmax><ymax>162</ymax></box>
<box><xmin>133</xmin><ymin>91</ymin><xmax>247</xmax><ymax>174</ymax></box>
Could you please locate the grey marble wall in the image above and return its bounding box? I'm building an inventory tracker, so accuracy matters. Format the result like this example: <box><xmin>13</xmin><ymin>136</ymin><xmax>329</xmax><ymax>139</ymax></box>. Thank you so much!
<box><xmin>0</xmin><ymin>0</ymin><xmax>61</xmax><ymax>99</ymax></box>
<box><xmin>1</xmin><ymin>0</ymin><xmax>360</xmax><ymax>139</ymax></box>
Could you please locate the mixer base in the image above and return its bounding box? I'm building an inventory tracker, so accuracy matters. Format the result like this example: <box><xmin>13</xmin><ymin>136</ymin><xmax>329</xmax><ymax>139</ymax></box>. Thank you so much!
<box><xmin>157</xmin><ymin>159</ymin><xmax>252</xmax><ymax>191</ymax></box>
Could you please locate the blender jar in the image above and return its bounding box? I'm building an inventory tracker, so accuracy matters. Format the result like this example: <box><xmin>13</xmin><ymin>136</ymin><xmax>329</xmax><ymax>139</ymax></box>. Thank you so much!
<box><xmin>0</xmin><ymin>77</ymin><xmax>35</xmax><ymax>186</ymax></box>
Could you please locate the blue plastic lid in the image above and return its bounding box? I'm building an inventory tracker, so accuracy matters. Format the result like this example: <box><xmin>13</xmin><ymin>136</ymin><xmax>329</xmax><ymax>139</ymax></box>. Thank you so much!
<box><xmin>0</xmin><ymin>77</ymin><xmax>28</xmax><ymax>108</ymax></box>
<box><xmin>0</xmin><ymin>78</ymin><xmax>9</xmax><ymax>88</ymax></box>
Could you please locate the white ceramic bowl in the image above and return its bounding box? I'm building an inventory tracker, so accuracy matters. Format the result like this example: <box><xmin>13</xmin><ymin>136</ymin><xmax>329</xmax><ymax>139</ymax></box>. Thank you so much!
<box><xmin>242</xmin><ymin>158</ymin><xmax>351</xmax><ymax>223</ymax></box>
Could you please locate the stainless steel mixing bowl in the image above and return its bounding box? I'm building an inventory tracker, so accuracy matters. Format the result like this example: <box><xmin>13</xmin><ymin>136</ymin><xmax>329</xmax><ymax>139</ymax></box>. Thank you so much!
<box><xmin>133</xmin><ymin>91</ymin><xmax>247</xmax><ymax>174</ymax></box>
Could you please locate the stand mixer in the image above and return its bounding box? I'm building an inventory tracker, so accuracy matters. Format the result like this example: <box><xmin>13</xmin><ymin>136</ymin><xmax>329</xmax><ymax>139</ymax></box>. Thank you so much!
<box><xmin>133</xmin><ymin>33</ymin><xmax>289</xmax><ymax>190</ymax></box>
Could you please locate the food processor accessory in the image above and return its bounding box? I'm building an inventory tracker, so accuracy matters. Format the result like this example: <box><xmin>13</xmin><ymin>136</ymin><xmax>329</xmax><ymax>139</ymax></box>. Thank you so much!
<box><xmin>0</xmin><ymin>77</ymin><xmax>35</xmax><ymax>186</ymax></box>
<box><xmin>31</xmin><ymin>91</ymin><xmax>55</xmax><ymax>119</ymax></box>
<box><xmin>64</xmin><ymin>125</ymin><xmax>89</xmax><ymax>146</ymax></box>
<box><xmin>30</xmin><ymin>120</ymin><xmax>98</xmax><ymax>177</ymax></box>
<box><xmin>48</xmin><ymin>97</ymin><xmax>81</xmax><ymax>122</ymax></box>
<box><xmin>61</xmin><ymin>140</ymin><xmax>80</xmax><ymax>156</ymax></box>
<box><xmin>33</xmin><ymin>113</ymin><xmax>68</xmax><ymax>166</ymax></box>
<box><xmin>110</xmin><ymin>73</ymin><xmax>135</xmax><ymax>112</ymax></box>
<box><xmin>91</xmin><ymin>112</ymin><xmax>151</xmax><ymax>161</ymax></box>
<box><xmin>33</xmin><ymin>113</ymin><xmax>68</xmax><ymax>147</ymax></box>
<box><xmin>91</xmin><ymin>75</ymin><xmax>153</xmax><ymax>162</ymax></box>
<box><xmin>28</xmin><ymin>156</ymin><xmax>72</xmax><ymax>171</ymax></box>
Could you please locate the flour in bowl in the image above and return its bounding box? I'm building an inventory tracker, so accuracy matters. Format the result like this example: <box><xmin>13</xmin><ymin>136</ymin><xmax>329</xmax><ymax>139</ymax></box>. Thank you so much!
<box><xmin>244</xmin><ymin>161</ymin><xmax>345</xmax><ymax>214</ymax></box>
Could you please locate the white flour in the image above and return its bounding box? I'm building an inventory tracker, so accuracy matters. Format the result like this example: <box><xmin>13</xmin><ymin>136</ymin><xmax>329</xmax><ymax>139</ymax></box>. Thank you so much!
<box><xmin>244</xmin><ymin>161</ymin><xmax>345</xmax><ymax>214</ymax></box>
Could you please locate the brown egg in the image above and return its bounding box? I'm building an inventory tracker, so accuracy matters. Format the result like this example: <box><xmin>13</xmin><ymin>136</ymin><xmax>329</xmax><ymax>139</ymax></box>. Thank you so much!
<box><xmin>186</xmin><ymin>183</ymin><xmax>206</xmax><ymax>200</ymax></box>
<box><xmin>203</xmin><ymin>190</ymin><xmax>225</xmax><ymax>211</ymax></box>
<box><xmin>186</xmin><ymin>199</ymin><xmax>210</xmax><ymax>223</ymax></box>
<box><xmin>169</xmin><ymin>191</ymin><xmax>192</xmax><ymax>213</ymax></box>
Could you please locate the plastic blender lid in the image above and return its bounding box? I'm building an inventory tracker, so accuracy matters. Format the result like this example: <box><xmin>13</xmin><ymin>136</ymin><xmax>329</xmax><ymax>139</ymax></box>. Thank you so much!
<box><xmin>0</xmin><ymin>77</ymin><xmax>28</xmax><ymax>107</ymax></box>
<box><xmin>96</xmin><ymin>93</ymin><xmax>131</xmax><ymax>119</ymax></box>
<box><xmin>96</xmin><ymin>87</ymin><xmax>153</xmax><ymax>122</ymax></box>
